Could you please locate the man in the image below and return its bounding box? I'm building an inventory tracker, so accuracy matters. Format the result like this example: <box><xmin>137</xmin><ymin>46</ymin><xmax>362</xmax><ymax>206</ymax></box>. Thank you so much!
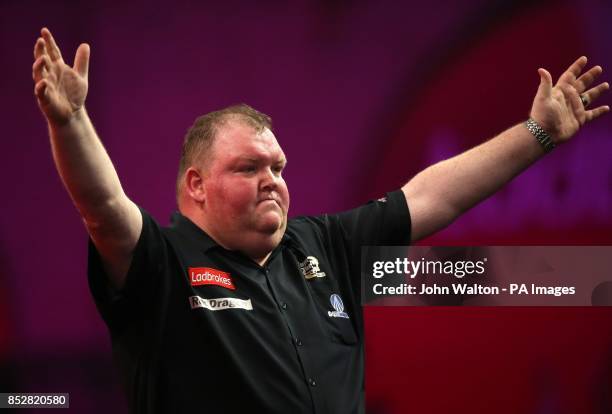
<box><xmin>32</xmin><ymin>27</ymin><xmax>608</xmax><ymax>414</ymax></box>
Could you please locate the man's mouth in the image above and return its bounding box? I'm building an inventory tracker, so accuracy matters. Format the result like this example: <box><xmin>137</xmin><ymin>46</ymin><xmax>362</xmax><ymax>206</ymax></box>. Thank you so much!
<box><xmin>258</xmin><ymin>196</ymin><xmax>283</xmax><ymax>211</ymax></box>
<box><xmin>258</xmin><ymin>194</ymin><xmax>279</xmax><ymax>205</ymax></box>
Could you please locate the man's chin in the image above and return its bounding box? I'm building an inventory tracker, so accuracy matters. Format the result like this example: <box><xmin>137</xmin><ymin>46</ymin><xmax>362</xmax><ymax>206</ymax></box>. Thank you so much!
<box><xmin>255</xmin><ymin>213</ymin><xmax>285</xmax><ymax>235</ymax></box>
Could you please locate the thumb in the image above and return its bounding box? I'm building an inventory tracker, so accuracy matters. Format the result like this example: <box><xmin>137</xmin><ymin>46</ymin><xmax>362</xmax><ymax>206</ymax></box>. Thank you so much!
<box><xmin>537</xmin><ymin>68</ymin><xmax>553</xmax><ymax>98</ymax></box>
<box><xmin>74</xmin><ymin>43</ymin><xmax>90</xmax><ymax>78</ymax></box>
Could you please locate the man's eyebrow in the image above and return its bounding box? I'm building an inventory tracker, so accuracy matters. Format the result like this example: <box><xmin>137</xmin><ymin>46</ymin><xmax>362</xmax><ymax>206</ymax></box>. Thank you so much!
<box><xmin>235</xmin><ymin>156</ymin><xmax>258</xmax><ymax>162</ymax></box>
<box><xmin>234</xmin><ymin>156</ymin><xmax>287</xmax><ymax>165</ymax></box>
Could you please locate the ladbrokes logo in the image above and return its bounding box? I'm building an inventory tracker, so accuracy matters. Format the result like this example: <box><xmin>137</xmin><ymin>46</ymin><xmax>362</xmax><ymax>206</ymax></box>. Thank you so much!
<box><xmin>189</xmin><ymin>267</ymin><xmax>235</xmax><ymax>290</ymax></box>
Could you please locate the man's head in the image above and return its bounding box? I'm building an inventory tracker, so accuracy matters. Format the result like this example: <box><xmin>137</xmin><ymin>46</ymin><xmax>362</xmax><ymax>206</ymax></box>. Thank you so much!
<box><xmin>177</xmin><ymin>104</ymin><xmax>289</xmax><ymax>262</ymax></box>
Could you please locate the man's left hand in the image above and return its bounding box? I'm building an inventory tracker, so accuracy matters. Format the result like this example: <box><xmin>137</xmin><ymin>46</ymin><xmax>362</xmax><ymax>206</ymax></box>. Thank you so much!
<box><xmin>530</xmin><ymin>56</ymin><xmax>609</xmax><ymax>144</ymax></box>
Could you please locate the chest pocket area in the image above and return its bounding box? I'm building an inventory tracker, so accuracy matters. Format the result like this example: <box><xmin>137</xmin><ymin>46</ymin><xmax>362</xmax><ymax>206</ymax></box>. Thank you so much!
<box><xmin>305</xmin><ymin>276</ymin><xmax>358</xmax><ymax>346</ymax></box>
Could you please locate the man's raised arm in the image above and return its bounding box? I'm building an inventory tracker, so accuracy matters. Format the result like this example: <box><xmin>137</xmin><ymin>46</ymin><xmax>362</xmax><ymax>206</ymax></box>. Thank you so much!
<box><xmin>403</xmin><ymin>56</ymin><xmax>610</xmax><ymax>242</ymax></box>
<box><xmin>32</xmin><ymin>28</ymin><xmax>141</xmax><ymax>289</ymax></box>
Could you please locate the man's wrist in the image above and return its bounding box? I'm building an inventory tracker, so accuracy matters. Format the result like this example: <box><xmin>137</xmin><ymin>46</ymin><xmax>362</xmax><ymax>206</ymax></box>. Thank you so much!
<box><xmin>48</xmin><ymin>107</ymin><xmax>88</xmax><ymax>132</ymax></box>
<box><xmin>525</xmin><ymin>118</ymin><xmax>555</xmax><ymax>153</ymax></box>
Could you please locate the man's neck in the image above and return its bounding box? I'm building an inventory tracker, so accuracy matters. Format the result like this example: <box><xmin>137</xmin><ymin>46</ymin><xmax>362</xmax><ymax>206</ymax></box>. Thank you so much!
<box><xmin>179</xmin><ymin>204</ymin><xmax>277</xmax><ymax>267</ymax></box>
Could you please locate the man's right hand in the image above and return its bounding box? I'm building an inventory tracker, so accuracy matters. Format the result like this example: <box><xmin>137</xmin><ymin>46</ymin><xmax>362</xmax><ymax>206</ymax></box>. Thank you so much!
<box><xmin>32</xmin><ymin>27</ymin><xmax>90</xmax><ymax>125</ymax></box>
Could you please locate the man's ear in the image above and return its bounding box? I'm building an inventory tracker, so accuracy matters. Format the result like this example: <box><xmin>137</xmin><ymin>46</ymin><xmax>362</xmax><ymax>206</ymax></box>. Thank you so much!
<box><xmin>185</xmin><ymin>167</ymin><xmax>206</xmax><ymax>203</ymax></box>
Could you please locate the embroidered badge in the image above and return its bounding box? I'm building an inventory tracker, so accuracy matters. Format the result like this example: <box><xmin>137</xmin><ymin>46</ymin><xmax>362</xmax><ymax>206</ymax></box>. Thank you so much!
<box><xmin>299</xmin><ymin>256</ymin><xmax>326</xmax><ymax>279</ymax></box>
<box><xmin>189</xmin><ymin>296</ymin><xmax>252</xmax><ymax>311</ymax></box>
<box><xmin>189</xmin><ymin>267</ymin><xmax>236</xmax><ymax>290</ymax></box>
<box><xmin>327</xmin><ymin>294</ymin><xmax>349</xmax><ymax>319</ymax></box>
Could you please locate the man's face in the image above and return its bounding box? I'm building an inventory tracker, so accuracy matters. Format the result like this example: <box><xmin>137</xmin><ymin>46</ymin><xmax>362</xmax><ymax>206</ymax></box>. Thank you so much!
<box><xmin>200</xmin><ymin>121</ymin><xmax>290</xmax><ymax>256</ymax></box>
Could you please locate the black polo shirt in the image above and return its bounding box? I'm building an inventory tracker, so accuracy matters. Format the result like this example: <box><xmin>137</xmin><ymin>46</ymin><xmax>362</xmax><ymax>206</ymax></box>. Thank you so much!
<box><xmin>88</xmin><ymin>190</ymin><xmax>411</xmax><ymax>414</ymax></box>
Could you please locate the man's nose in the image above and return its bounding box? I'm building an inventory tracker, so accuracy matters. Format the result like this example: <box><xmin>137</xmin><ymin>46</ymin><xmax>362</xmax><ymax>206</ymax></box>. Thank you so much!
<box><xmin>259</xmin><ymin>168</ymin><xmax>279</xmax><ymax>191</ymax></box>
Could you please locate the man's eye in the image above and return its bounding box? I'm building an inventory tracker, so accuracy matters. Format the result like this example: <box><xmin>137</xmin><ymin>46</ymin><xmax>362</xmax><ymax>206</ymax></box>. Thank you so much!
<box><xmin>240</xmin><ymin>166</ymin><xmax>256</xmax><ymax>173</ymax></box>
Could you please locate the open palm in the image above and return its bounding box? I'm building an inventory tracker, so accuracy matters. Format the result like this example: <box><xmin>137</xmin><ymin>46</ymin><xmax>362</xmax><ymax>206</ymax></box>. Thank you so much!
<box><xmin>530</xmin><ymin>56</ymin><xmax>609</xmax><ymax>143</ymax></box>
<box><xmin>32</xmin><ymin>28</ymin><xmax>90</xmax><ymax>125</ymax></box>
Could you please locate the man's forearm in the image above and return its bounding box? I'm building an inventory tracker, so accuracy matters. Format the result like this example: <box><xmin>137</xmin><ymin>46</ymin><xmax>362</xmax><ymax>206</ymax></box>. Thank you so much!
<box><xmin>402</xmin><ymin>57</ymin><xmax>609</xmax><ymax>242</ymax></box>
<box><xmin>48</xmin><ymin>108</ymin><xmax>127</xmax><ymax>224</ymax></box>
<box><xmin>403</xmin><ymin>122</ymin><xmax>545</xmax><ymax>241</ymax></box>
<box><xmin>34</xmin><ymin>28</ymin><xmax>141</xmax><ymax>289</ymax></box>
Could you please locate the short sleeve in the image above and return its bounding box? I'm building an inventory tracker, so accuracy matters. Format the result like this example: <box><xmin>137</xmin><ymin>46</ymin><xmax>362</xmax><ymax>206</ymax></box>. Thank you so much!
<box><xmin>87</xmin><ymin>207</ymin><xmax>167</xmax><ymax>330</ymax></box>
<box><xmin>336</xmin><ymin>189</ymin><xmax>411</xmax><ymax>248</ymax></box>
<box><xmin>330</xmin><ymin>190</ymin><xmax>411</xmax><ymax>303</ymax></box>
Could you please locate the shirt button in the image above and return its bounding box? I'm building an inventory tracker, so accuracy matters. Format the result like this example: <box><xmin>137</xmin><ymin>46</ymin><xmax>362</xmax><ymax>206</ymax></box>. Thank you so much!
<box><xmin>308</xmin><ymin>378</ymin><xmax>316</xmax><ymax>387</ymax></box>
<box><xmin>295</xmin><ymin>338</ymin><xmax>303</xmax><ymax>346</ymax></box>
<box><xmin>281</xmin><ymin>302</ymin><xmax>288</xmax><ymax>310</ymax></box>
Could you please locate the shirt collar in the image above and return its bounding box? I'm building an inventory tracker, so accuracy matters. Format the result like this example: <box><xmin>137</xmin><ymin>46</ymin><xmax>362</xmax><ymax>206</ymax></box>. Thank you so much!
<box><xmin>170</xmin><ymin>211</ymin><xmax>219</xmax><ymax>251</ymax></box>
<box><xmin>170</xmin><ymin>211</ymin><xmax>297</xmax><ymax>254</ymax></box>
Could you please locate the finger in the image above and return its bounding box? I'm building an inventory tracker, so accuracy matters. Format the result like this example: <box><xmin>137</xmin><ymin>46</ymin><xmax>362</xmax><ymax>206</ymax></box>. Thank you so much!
<box><xmin>34</xmin><ymin>79</ymin><xmax>49</xmax><ymax>102</ymax></box>
<box><xmin>537</xmin><ymin>68</ymin><xmax>553</xmax><ymax>98</ymax></box>
<box><xmin>33</xmin><ymin>37</ymin><xmax>46</xmax><ymax>59</ymax></box>
<box><xmin>32</xmin><ymin>55</ymin><xmax>51</xmax><ymax>83</ymax></box>
<box><xmin>581</xmin><ymin>82</ymin><xmax>610</xmax><ymax>107</ymax></box>
<box><xmin>558</xmin><ymin>56</ymin><xmax>588</xmax><ymax>84</ymax></box>
<box><xmin>585</xmin><ymin>105</ymin><xmax>610</xmax><ymax>122</ymax></box>
<box><xmin>568</xmin><ymin>85</ymin><xmax>584</xmax><ymax>115</ymax></box>
<box><xmin>41</xmin><ymin>27</ymin><xmax>63</xmax><ymax>62</ymax></box>
<box><xmin>575</xmin><ymin>65</ymin><xmax>602</xmax><ymax>92</ymax></box>
<box><xmin>73</xmin><ymin>43</ymin><xmax>90</xmax><ymax>78</ymax></box>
